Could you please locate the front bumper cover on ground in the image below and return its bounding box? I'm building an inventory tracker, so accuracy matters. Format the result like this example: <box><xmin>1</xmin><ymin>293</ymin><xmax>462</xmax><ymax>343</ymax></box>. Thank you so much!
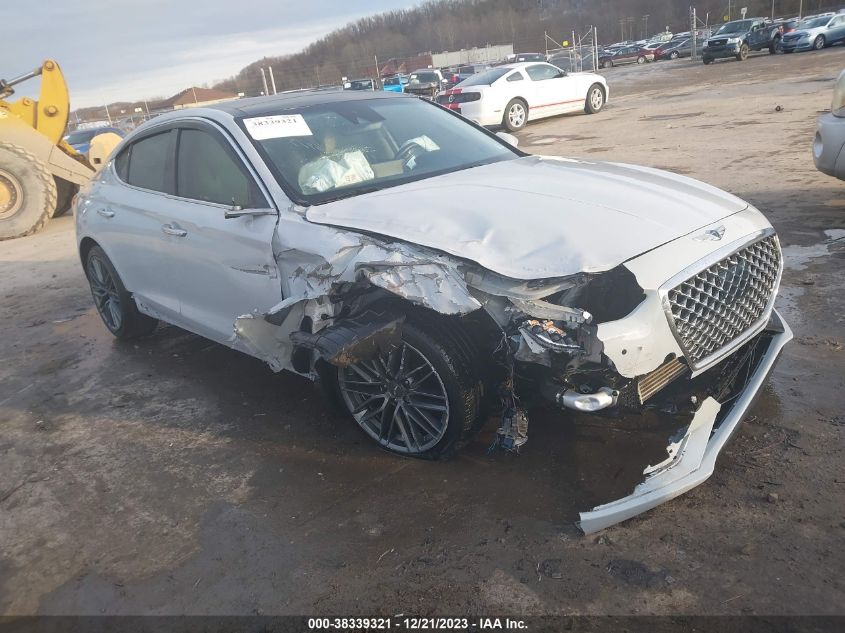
<box><xmin>578</xmin><ymin>309</ymin><xmax>792</xmax><ymax>534</ymax></box>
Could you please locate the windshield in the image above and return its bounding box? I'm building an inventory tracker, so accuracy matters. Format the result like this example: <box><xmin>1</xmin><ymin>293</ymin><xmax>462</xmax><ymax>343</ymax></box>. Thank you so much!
<box><xmin>457</xmin><ymin>68</ymin><xmax>510</xmax><ymax>86</ymax></box>
<box><xmin>800</xmin><ymin>17</ymin><xmax>831</xmax><ymax>28</ymax></box>
<box><xmin>347</xmin><ymin>80</ymin><xmax>373</xmax><ymax>90</ymax></box>
<box><xmin>409</xmin><ymin>72</ymin><xmax>437</xmax><ymax>84</ymax></box>
<box><xmin>716</xmin><ymin>20</ymin><xmax>754</xmax><ymax>34</ymax></box>
<box><xmin>384</xmin><ymin>76</ymin><xmax>403</xmax><ymax>86</ymax></box>
<box><xmin>240</xmin><ymin>98</ymin><xmax>517</xmax><ymax>205</ymax></box>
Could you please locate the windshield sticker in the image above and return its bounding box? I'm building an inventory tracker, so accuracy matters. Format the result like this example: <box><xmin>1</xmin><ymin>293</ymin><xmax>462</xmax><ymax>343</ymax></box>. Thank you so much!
<box><xmin>244</xmin><ymin>114</ymin><xmax>313</xmax><ymax>140</ymax></box>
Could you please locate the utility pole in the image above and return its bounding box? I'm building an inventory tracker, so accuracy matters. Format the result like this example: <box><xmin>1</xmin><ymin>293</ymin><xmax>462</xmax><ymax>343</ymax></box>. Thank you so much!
<box><xmin>191</xmin><ymin>86</ymin><xmax>198</xmax><ymax>104</ymax></box>
<box><xmin>268</xmin><ymin>66</ymin><xmax>277</xmax><ymax>94</ymax></box>
<box><xmin>643</xmin><ymin>14</ymin><xmax>649</xmax><ymax>39</ymax></box>
<box><xmin>798</xmin><ymin>0</ymin><xmax>803</xmax><ymax>18</ymax></box>
<box><xmin>104</xmin><ymin>102</ymin><xmax>112</xmax><ymax>124</ymax></box>
<box><xmin>620</xmin><ymin>17</ymin><xmax>625</xmax><ymax>41</ymax></box>
<box><xmin>260</xmin><ymin>67</ymin><xmax>268</xmax><ymax>96</ymax></box>
<box><xmin>728</xmin><ymin>0</ymin><xmax>732</xmax><ymax>21</ymax></box>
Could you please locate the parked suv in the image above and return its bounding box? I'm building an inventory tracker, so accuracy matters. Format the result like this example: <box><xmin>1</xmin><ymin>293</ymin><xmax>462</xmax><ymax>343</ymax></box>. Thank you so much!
<box><xmin>702</xmin><ymin>18</ymin><xmax>782</xmax><ymax>63</ymax></box>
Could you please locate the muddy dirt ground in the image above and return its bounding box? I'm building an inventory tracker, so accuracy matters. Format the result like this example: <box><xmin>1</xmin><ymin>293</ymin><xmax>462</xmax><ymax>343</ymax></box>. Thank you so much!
<box><xmin>1</xmin><ymin>50</ymin><xmax>843</xmax><ymax>617</ymax></box>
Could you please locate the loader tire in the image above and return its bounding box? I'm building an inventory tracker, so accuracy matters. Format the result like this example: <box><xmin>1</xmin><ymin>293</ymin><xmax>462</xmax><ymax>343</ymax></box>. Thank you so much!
<box><xmin>0</xmin><ymin>143</ymin><xmax>57</xmax><ymax>240</ymax></box>
<box><xmin>53</xmin><ymin>177</ymin><xmax>78</xmax><ymax>218</ymax></box>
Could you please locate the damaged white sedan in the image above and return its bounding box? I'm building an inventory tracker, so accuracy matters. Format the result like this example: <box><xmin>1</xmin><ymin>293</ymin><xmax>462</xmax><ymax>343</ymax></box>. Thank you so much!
<box><xmin>75</xmin><ymin>90</ymin><xmax>791</xmax><ymax>532</ymax></box>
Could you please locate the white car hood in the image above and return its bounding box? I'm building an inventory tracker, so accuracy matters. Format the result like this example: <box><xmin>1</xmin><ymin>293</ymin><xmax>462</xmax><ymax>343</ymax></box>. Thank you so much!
<box><xmin>305</xmin><ymin>156</ymin><xmax>748</xmax><ymax>280</ymax></box>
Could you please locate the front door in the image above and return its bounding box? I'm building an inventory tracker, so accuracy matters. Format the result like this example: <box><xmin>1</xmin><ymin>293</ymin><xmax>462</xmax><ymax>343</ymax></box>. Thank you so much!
<box><xmin>159</xmin><ymin>124</ymin><xmax>282</xmax><ymax>344</ymax></box>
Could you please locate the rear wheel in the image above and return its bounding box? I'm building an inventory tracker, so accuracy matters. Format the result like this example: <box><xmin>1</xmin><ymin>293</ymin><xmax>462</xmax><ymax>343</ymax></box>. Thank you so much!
<box><xmin>736</xmin><ymin>43</ymin><xmax>749</xmax><ymax>60</ymax></box>
<box><xmin>336</xmin><ymin>320</ymin><xmax>484</xmax><ymax>459</ymax></box>
<box><xmin>85</xmin><ymin>245</ymin><xmax>158</xmax><ymax>339</ymax></box>
<box><xmin>0</xmin><ymin>143</ymin><xmax>56</xmax><ymax>240</ymax></box>
<box><xmin>813</xmin><ymin>35</ymin><xmax>826</xmax><ymax>50</ymax></box>
<box><xmin>584</xmin><ymin>84</ymin><xmax>605</xmax><ymax>114</ymax></box>
<box><xmin>769</xmin><ymin>37</ymin><xmax>782</xmax><ymax>54</ymax></box>
<box><xmin>669</xmin><ymin>51</ymin><xmax>680</xmax><ymax>59</ymax></box>
<box><xmin>636</xmin><ymin>56</ymin><xmax>646</xmax><ymax>64</ymax></box>
<box><xmin>502</xmin><ymin>98</ymin><xmax>527</xmax><ymax>132</ymax></box>
<box><xmin>703</xmin><ymin>56</ymin><xmax>713</xmax><ymax>64</ymax></box>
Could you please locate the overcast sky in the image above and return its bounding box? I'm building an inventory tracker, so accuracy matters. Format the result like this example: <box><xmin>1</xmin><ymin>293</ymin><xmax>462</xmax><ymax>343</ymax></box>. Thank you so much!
<box><xmin>4</xmin><ymin>0</ymin><xmax>416</xmax><ymax>108</ymax></box>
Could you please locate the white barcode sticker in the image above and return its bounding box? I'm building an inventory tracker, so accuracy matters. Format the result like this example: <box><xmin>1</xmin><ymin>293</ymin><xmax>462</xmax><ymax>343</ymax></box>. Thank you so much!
<box><xmin>244</xmin><ymin>114</ymin><xmax>313</xmax><ymax>140</ymax></box>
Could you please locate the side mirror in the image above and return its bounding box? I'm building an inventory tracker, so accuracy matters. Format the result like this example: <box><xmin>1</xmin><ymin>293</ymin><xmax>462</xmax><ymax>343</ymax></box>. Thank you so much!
<box><xmin>496</xmin><ymin>131</ymin><xmax>519</xmax><ymax>147</ymax></box>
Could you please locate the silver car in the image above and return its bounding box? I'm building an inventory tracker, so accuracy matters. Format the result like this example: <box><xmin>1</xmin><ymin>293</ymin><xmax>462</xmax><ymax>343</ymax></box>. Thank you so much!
<box><xmin>75</xmin><ymin>89</ymin><xmax>791</xmax><ymax>532</ymax></box>
<box><xmin>814</xmin><ymin>69</ymin><xmax>845</xmax><ymax>180</ymax></box>
<box><xmin>781</xmin><ymin>13</ymin><xmax>845</xmax><ymax>51</ymax></box>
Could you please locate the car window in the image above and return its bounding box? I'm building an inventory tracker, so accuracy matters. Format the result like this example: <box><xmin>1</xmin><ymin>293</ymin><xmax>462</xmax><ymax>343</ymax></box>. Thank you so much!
<box><xmin>114</xmin><ymin>147</ymin><xmax>130</xmax><ymax>181</ymax></box>
<box><xmin>241</xmin><ymin>98</ymin><xmax>516</xmax><ymax>204</ymax></box>
<box><xmin>125</xmin><ymin>131</ymin><xmax>173</xmax><ymax>193</ymax></box>
<box><xmin>525</xmin><ymin>64</ymin><xmax>560</xmax><ymax>81</ymax></box>
<box><xmin>506</xmin><ymin>71</ymin><xmax>525</xmax><ymax>82</ymax></box>
<box><xmin>175</xmin><ymin>128</ymin><xmax>265</xmax><ymax>208</ymax></box>
<box><xmin>458</xmin><ymin>68</ymin><xmax>510</xmax><ymax>86</ymax></box>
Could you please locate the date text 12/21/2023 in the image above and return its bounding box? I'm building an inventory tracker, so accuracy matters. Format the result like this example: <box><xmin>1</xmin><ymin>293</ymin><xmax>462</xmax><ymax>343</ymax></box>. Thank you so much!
<box><xmin>307</xmin><ymin>617</ymin><xmax>528</xmax><ymax>630</ymax></box>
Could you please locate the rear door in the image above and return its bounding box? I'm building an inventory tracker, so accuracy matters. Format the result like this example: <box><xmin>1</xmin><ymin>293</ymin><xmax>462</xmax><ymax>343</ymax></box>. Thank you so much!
<box><xmin>159</xmin><ymin>122</ymin><xmax>282</xmax><ymax>343</ymax></box>
<box><xmin>91</xmin><ymin>129</ymin><xmax>182</xmax><ymax>322</ymax></box>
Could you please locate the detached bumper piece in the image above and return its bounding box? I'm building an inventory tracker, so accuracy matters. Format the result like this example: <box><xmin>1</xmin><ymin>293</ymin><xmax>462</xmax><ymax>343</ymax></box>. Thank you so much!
<box><xmin>578</xmin><ymin>309</ymin><xmax>792</xmax><ymax>534</ymax></box>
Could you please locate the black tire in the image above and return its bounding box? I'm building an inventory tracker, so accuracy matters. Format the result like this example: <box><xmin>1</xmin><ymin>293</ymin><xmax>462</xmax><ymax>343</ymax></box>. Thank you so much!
<box><xmin>769</xmin><ymin>37</ymin><xmax>782</xmax><ymax>54</ymax></box>
<box><xmin>783</xmin><ymin>48</ymin><xmax>794</xmax><ymax>53</ymax></box>
<box><xmin>502</xmin><ymin>98</ymin><xmax>528</xmax><ymax>132</ymax></box>
<box><xmin>334</xmin><ymin>318</ymin><xmax>484</xmax><ymax>460</ymax></box>
<box><xmin>0</xmin><ymin>143</ymin><xmax>57</xmax><ymax>240</ymax></box>
<box><xmin>736</xmin><ymin>44</ymin><xmax>749</xmax><ymax>61</ymax></box>
<box><xmin>813</xmin><ymin>35</ymin><xmax>825</xmax><ymax>50</ymax></box>
<box><xmin>584</xmin><ymin>83</ymin><xmax>605</xmax><ymax>114</ymax></box>
<box><xmin>703</xmin><ymin>56</ymin><xmax>713</xmax><ymax>65</ymax></box>
<box><xmin>53</xmin><ymin>177</ymin><xmax>78</xmax><ymax>217</ymax></box>
<box><xmin>85</xmin><ymin>245</ymin><xmax>158</xmax><ymax>339</ymax></box>
<box><xmin>636</xmin><ymin>56</ymin><xmax>646</xmax><ymax>64</ymax></box>
<box><xmin>669</xmin><ymin>51</ymin><xmax>679</xmax><ymax>60</ymax></box>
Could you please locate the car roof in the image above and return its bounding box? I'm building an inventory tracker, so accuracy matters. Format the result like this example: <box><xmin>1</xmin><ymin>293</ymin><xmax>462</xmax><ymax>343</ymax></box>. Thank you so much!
<box><xmin>206</xmin><ymin>89</ymin><xmax>412</xmax><ymax>117</ymax></box>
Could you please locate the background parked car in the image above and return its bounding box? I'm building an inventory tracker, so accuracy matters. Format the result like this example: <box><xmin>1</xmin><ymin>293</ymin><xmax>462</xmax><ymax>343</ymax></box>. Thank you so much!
<box><xmin>438</xmin><ymin>62</ymin><xmax>608</xmax><ymax>131</ymax></box>
<box><xmin>382</xmin><ymin>74</ymin><xmax>408</xmax><ymax>92</ymax></box>
<box><xmin>343</xmin><ymin>78</ymin><xmax>376</xmax><ymax>91</ymax></box>
<box><xmin>404</xmin><ymin>69</ymin><xmax>447</xmax><ymax>98</ymax></box>
<box><xmin>814</xmin><ymin>68</ymin><xmax>845</xmax><ymax>180</ymax></box>
<box><xmin>654</xmin><ymin>37</ymin><xmax>703</xmax><ymax>60</ymax></box>
<box><xmin>781</xmin><ymin>13</ymin><xmax>845</xmax><ymax>52</ymax></box>
<box><xmin>506</xmin><ymin>53</ymin><xmax>546</xmax><ymax>62</ymax></box>
<box><xmin>64</xmin><ymin>126</ymin><xmax>125</xmax><ymax>155</ymax></box>
<box><xmin>599</xmin><ymin>45</ymin><xmax>653</xmax><ymax>67</ymax></box>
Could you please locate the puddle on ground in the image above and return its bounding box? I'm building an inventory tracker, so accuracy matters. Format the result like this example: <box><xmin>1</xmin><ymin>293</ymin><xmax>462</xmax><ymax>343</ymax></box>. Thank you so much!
<box><xmin>781</xmin><ymin>229</ymin><xmax>845</xmax><ymax>271</ymax></box>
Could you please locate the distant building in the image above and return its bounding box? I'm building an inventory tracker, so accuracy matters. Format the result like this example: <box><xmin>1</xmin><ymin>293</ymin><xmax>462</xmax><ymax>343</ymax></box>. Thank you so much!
<box><xmin>157</xmin><ymin>87</ymin><xmax>238</xmax><ymax>110</ymax></box>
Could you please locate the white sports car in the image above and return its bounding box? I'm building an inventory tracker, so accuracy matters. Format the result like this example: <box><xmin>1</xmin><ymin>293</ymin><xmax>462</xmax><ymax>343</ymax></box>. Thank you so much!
<box><xmin>75</xmin><ymin>89</ymin><xmax>789</xmax><ymax>533</ymax></box>
<box><xmin>436</xmin><ymin>62</ymin><xmax>608</xmax><ymax>131</ymax></box>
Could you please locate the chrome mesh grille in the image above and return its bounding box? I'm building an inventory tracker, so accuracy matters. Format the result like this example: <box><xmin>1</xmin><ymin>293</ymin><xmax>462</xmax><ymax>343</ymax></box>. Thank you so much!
<box><xmin>667</xmin><ymin>235</ymin><xmax>781</xmax><ymax>365</ymax></box>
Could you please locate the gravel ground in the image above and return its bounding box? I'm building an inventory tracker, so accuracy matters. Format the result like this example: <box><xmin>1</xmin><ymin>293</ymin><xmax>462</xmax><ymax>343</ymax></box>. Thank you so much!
<box><xmin>1</xmin><ymin>49</ymin><xmax>843</xmax><ymax>617</ymax></box>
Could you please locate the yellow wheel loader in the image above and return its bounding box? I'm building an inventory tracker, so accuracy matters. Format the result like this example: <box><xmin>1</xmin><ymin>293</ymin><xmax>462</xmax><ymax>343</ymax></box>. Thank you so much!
<box><xmin>0</xmin><ymin>60</ymin><xmax>120</xmax><ymax>240</ymax></box>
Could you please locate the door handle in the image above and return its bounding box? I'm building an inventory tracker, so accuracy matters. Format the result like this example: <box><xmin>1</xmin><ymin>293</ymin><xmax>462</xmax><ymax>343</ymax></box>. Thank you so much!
<box><xmin>97</xmin><ymin>208</ymin><xmax>115</xmax><ymax>218</ymax></box>
<box><xmin>161</xmin><ymin>224</ymin><xmax>187</xmax><ymax>237</ymax></box>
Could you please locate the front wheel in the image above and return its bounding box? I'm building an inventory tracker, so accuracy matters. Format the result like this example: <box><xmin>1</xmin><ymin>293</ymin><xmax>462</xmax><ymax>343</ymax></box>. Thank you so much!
<box><xmin>584</xmin><ymin>84</ymin><xmax>605</xmax><ymax>114</ymax></box>
<box><xmin>502</xmin><ymin>98</ymin><xmax>527</xmax><ymax>132</ymax></box>
<box><xmin>636</xmin><ymin>56</ymin><xmax>646</xmax><ymax>64</ymax></box>
<box><xmin>85</xmin><ymin>245</ymin><xmax>158</xmax><ymax>339</ymax></box>
<box><xmin>669</xmin><ymin>51</ymin><xmax>679</xmax><ymax>60</ymax></box>
<box><xmin>736</xmin><ymin>44</ymin><xmax>749</xmax><ymax>60</ymax></box>
<box><xmin>769</xmin><ymin>38</ymin><xmax>782</xmax><ymax>54</ymax></box>
<box><xmin>336</xmin><ymin>320</ymin><xmax>484</xmax><ymax>459</ymax></box>
<box><xmin>813</xmin><ymin>35</ymin><xmax>826</xmax><ymax>50</ymax></box>
<box><xmin>703</xmin><ymin>56</ymin><xmax>713</xmax><ymax>65</ymax></box>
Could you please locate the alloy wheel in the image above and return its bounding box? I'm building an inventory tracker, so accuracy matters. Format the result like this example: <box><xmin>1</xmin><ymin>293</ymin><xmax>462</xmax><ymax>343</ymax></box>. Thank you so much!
<box><xmin>508</xmin><ymin>103</ymin><xmax>526</xmax><ymax>129</ymax></box>
<box><xmin>589</xmin><ymin>87</ymin><xmax>603</xmax><ymax>111</ymax></box>
<box><xmin>87</xmin><ymin>255</ymin><xmax>123</xmax><ymax>331</ymax></box>
<box><xmin>338</xmin><ymin>342</ymin><xmax>450</xmax><ymax>454</ymax></box>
